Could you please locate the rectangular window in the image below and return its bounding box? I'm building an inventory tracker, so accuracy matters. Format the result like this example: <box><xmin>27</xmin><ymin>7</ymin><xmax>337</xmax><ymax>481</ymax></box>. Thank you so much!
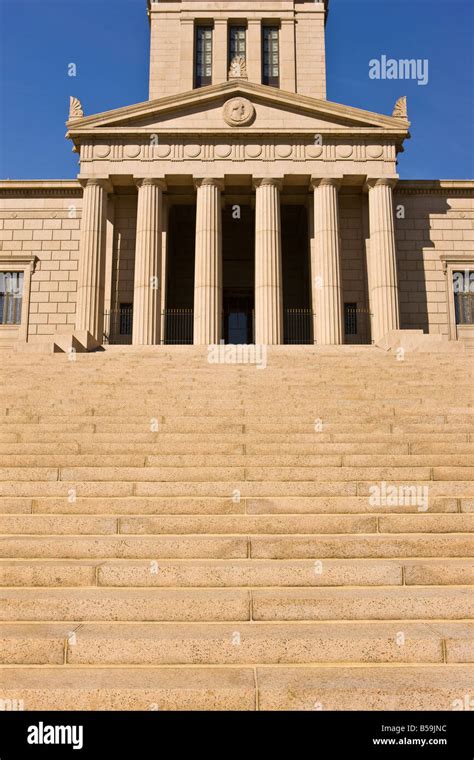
<box><xmin>262</xmin><ymin>25</ymin><xmax>280</xmax><ymax>87</ymax></box>
<box><xmin>0</xmin><ymin>272</ymin><xmax>24</xmax><ymax>325</ymax></box>
<box><xmin>453</xmin><ymin>270</ymin><xmax>474</xmax><ymax>325</ymax></box>
<box><xmin>229</xmin><ymin>25</ymin><xmax>246</xmax><ymax>67</ymax></box>
<box><xmin>344</xmin><ymin>303</ymin><xmax>358</xmax><ymax>335</ymax></box>
<box><xmin>195</xmin><ymin>25</ymin><xmax>213</xmax><ymax>88</ymax></box>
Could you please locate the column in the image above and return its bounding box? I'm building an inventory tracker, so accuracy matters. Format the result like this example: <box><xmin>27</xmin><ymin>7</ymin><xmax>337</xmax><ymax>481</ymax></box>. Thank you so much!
<box><xmin>254</xmin><ymin>178</ymin><xmax>283</xmax><ymax>345</ymax></box>
<box><xmin>366</xmin><ymin>178</ymin><xmax>400</xmax><ymax>342</ymax></box>
<box><xmin>311</xmin><ymin>178</ymin><xmax>343</xmax><ymax>345</ymax></box>
<box><xmin>76</xmin><ymin>178</ymin><xmax>108</xmax><ymax>341</ymax></box>
<box><xmin>132</xmin><ymin>178</ymin><xmax>166</xmax><ymax>346</ymax></box>
<box><xmin>193</xmin><ymin>178</ymin><xmax>223</xmax><ymax>345</ymax></box>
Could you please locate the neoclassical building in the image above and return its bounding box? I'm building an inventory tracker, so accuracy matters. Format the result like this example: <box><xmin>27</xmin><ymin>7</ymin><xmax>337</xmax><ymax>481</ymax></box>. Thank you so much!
<box><xmin>1</xmin><ymin>0</ymin><xmax>473</xmax><ymax>350</ymax></box>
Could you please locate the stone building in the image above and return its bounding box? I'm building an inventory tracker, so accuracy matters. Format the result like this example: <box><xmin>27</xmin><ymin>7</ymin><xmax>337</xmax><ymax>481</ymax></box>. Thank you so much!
<box><xmin>0</xmin><ymin>0</ymin><xmax>473</xmax><ymax>351</ymax></box>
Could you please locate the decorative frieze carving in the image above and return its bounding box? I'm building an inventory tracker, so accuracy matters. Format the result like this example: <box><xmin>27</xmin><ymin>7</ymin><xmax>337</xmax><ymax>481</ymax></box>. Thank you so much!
<box><xmin>79</xmin><ymin>139</ymin><xmax>395</xmax><ymax>164</ymax></box>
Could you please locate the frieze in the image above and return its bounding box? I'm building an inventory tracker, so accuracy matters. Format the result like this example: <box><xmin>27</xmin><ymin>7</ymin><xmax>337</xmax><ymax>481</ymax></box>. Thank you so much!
<box><xmin>80</xmin><ymin>139</ymin><xmax>397</xmax><ymax>164</ymax></box>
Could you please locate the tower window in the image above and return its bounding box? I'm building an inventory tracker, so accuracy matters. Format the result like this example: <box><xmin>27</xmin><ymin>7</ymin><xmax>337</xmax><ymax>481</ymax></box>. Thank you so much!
<box><xmin>262</xmin><ymin>26</ymin><xmax>279</xmax><ymax>87</ymax></box>
<box><xmin>229</xmin><ymin>25</ymin><xmax>246</xmax><ymax>67</ymax></box>
<box><xmin>195</xmin><ymin>25</ymin><xmax>213</xmax><ymax>88</ymax></box>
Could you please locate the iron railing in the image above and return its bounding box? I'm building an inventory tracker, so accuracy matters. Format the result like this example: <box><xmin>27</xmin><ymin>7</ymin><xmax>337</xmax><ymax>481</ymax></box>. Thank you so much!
<box><xmin>284</xmin><ymin>308</ymin><xmax>313</xmax><ymax>345</ymax></box>
<box><xmin>102</xmin><ymin>305</ymin><xmax>375</xmax><ymax>346</ymax></box>
<box><xmin>162</xmin><ymin>309</ymin><xmax>194</xmax><ymax>345</ymax></box>
<box><xmin>103</xmin><ymin>307</ymin><xmax>133</xmax><ymax>345</ymax></box>
<box><xmin>344</xmin><ymin>306</ymin><xmax>372</xmax><ymax>345</ymax></box>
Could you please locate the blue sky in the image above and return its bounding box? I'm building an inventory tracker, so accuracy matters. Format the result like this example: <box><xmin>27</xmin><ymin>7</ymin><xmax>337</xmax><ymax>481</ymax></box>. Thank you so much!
<box><xmin>0</xmin><ymin>0</ymin><xmax>473</xmax><ymax>179</ymax></box>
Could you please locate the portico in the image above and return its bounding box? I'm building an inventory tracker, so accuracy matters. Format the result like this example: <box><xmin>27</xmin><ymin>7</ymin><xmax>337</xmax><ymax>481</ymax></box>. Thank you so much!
<box><xmin>74</xmin><ymin>163</ymin><xmax>402</xmax><ymax>347</ymax></box>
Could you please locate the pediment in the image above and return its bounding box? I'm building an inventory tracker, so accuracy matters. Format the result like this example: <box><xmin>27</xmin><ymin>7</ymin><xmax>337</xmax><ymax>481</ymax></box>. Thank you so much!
<box><xmin>67</xmin><ymin>80</ymin><xmax>409</xmax><ymax>141</ymax></box>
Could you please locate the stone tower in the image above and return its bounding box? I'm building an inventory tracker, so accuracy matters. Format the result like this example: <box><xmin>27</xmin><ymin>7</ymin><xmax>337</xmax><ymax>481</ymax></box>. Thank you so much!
<box><xmin>148</xmin><ymin>0</ymin><xmax>329</xmax><ymax>99</ymax></box>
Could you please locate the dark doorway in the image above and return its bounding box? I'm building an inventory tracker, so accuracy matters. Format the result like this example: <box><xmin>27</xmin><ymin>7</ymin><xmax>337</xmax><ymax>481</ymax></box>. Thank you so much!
<box><xmin>223</xmin><ymin>290</ymin><xmax>254</xmax><ymax>344</ymax></box>
<box><xmin>222</xmin><ymin>203</ymin><xmax>255</xmax><ymax>343</ymax></box>
<box><xmin>281</xmin><ymin>204</ymin><xmax>312</xmax><ymax>344</ymax></box>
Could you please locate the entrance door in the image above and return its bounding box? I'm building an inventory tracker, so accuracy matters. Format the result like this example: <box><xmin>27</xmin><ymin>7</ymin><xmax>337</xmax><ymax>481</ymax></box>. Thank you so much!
<box><xmin>223</xmin><ymin>291</ymin><xmax>254</xmax><ymax>344</ymax></box>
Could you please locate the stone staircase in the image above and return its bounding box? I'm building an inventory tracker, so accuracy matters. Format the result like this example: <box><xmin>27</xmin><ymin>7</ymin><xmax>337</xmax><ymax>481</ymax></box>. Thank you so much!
<box><xmin>0</xmin><ymin>345</ymin><xmax>473</xmax><ymax>711</ymax></box>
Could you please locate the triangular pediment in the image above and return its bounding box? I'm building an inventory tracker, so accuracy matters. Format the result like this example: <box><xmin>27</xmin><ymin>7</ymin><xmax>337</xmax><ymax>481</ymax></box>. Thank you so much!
<box><xmin>66</xmin><ymin>80</ymin><xmax>409</xmax><ymax>140</ymax></box>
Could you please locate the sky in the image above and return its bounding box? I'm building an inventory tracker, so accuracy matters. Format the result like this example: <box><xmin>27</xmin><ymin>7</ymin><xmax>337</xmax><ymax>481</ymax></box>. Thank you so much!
<box><xmin>0</xmin><ymin>0</ymin><xmax>473</xmax><ymax>180</ymax></box>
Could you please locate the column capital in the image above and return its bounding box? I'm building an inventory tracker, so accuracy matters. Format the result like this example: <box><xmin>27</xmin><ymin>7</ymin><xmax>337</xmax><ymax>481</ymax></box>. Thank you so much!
<box><xmin>364</xmin><ymin>177</ymin><xmax>399</xmax><ymax>192</ymax></box>
<box><xmin>78</xmin><ymin>177</ymin><xmax>113</xmax><ymax>193</ymax></box>
<box><xmin>253</xmin><ymin>177</ymin><xmax>283</xmax><ymax>190</ymax></box>
<box><xmin>194</xmin><ymin>177</ymin><xmax>225</xmax><ymax>191</ymax></box>
<box><xmin>135</xmin><ymin>177</ymin><xmax>167</xmax><ymax>190</ymax></box>
<box><xmin>310</xmin><ymin>177</ymin><xmax>342</xmax><ymax>191</ymax></box>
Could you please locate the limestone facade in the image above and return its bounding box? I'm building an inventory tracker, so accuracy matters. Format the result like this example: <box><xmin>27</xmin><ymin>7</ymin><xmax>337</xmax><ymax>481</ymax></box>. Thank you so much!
<box><xmin>0</xmin><ymin>0</ymin><xmax>473</xmax><ymax>348</ymax></box>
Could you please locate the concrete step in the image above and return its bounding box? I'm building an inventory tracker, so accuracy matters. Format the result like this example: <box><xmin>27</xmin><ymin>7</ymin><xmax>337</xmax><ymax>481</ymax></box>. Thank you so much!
<box><xmin>1</xmin><ymin>533</ymin><xmax>472</xmax><ymax>559</ymax></box>
<box><xmin>256</xmin><ymin>665</ymin><xmax>474</xmax><ymax>711</ymax></box>
<box><xmin>0</xmin><ymin>666</ymin><xmax>256</xmax><ymax>710</ymax></box>
<box><xmin>0</xmin><ymin>588</ymin><xmax>250</xmax><ymax>622</ymax></box>
<box><xmin>0</xmin><ymin>514</ymin><xmax>379</xmax><ymax>535</ymax></box>
<box><xmin>0</xmin><ymin>534</ymin><xmax>249</xmax><ymax>559</ymax></box>
<box><xmin>1</xmin><ymin>587</ymin><xmax>471</xmax><ymax>622</ymax></box>
<box><xmin>251</xmin><ymin>534</ymin><xmax>472</xmax><ymax>558</ymax></box>
<box><xmin>1</xmin><ymin>453</ymin><xmax>474</xmax><ymax>468</ymax></box>
<box><xmin>2</xmin><ymin>621</ymin><xmax>472</xmax><ymax>665</ymax></box>
<box><xmin>2</xmin><ymin>431</ymin><xmax>470</xmax><ymax>444</ymax></box>
<box><xmin>0</xmin><ymin>558</ymin><xmax>471</xmax><ymax>587</ymax></box>
<box><xmin>0</xmin><ymin>480</ymin><xmax>472</xmax><ymax>499</ymax></box>
<box><xmin>22</xmin><ymin>495</ymin><xmax>461</xmax><ymax>515</ymax></box>
<box><xmin>1</xmin><ymin>440</ymin><xmax>471</xmax><ymax>455</ymax></box>
<box><xmin>2</xmin><ymin>513</ymin><xmax>467</xmax><ymax>538</ymax></box>
<box><xmin>251</xmin><ymin>587</ymin><xmax>473</xmax><ymax>620</ymax></box>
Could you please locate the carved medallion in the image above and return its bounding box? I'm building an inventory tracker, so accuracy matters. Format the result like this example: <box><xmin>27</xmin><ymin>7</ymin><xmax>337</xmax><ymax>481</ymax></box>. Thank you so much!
<box><xmin>223</xmin><ymin>97</ymin><xmax>255</xmax><ymax>127</ymax></box>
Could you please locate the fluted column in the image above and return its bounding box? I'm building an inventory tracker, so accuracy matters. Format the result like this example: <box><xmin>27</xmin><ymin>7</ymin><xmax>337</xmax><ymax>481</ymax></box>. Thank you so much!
<box><xmin>132</xmin><ymin>178</ymin><xmax>166</xmax><ymax>345</ymax></box>
<box><xmin>254</xmin><ymin>178</ymin><xmax>283</xmax><ymax>345</ymax></box>
<box><xmin>366</xmin><ymin>178</ymin><xmax>400</xmax><ymax>342</ymax></box>
<box><xmin>311</xmin><ymin>178</ymin><xmax>343</xmax><ymax>345</ymax></box>
<box><xmin>193</xmin><ymin>178</ymin><xmax>223</xmax><ymax>345</ymax></box>
<box><xmin>76</xmin><ymin>179</ymin><xmax>108</xmax><ymax>340</ymax></box>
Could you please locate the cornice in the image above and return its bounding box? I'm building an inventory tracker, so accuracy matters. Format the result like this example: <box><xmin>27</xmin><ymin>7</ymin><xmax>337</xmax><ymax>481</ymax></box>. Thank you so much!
<box><xmin>0</xmin><ymin>180</ymin><xmax>82</xmax><ymax>198</ymax></box>
<box><xmin>395</xmin><ymin>180</ymin><xmax>474</xmax><ymax>196</ymax></box>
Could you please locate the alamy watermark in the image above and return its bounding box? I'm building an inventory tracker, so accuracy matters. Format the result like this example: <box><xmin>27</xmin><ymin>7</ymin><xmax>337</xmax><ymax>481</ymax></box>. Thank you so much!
<box><xmin>369</xmin><ymin>55</ymin><xmax>429</xmax><ymax>86</ymax></box>
<box><xmin>208</xmin><ymin>341</ymin><xmax>267</xmax><ymax>369</ymax></box>
<box><xmin>369</xmin><ymin>481</ymin><xmax>429</xmax><ymax>512</ymax></box>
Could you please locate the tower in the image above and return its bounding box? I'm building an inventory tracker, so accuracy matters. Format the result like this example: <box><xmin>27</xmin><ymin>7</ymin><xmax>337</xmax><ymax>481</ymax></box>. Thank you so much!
<box><xmin>147</xmin><ymin>0</ymin><xmax>329</xmax><ymax>99</ymax></box>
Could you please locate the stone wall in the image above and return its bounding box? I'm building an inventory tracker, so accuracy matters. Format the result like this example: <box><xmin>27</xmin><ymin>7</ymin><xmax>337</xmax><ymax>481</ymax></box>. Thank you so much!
<box><xmin>0</xmin><ymin>183</ymin><xmax>82</xmax><ymax>344</ymax></box>
<box><xmin>395</xmin><ymin>182</ymin><xmax>474</xmax><ymax>338</ymax></box>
